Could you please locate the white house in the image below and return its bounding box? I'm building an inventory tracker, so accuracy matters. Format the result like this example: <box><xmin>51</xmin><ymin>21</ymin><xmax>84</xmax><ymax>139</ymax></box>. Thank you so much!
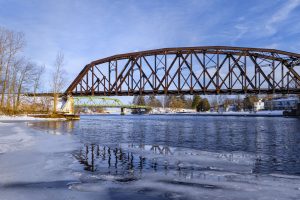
<box><xmin>254</xmin><ymin>99</ymin><xmax>264</xmax><ymax>111</ymax></box>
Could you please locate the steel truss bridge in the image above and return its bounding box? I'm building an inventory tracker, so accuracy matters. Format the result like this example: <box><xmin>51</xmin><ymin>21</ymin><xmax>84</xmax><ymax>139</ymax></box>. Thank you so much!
<box><xmin>66</xmin><ymin>46</ymin><xmax>300</xmax><ymax>96</ymax></box>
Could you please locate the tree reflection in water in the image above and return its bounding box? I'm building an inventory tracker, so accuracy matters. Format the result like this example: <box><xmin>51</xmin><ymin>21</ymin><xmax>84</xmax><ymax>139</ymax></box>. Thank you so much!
<box><xmin>73</xmin><ymin>144</ymin><xmax>173</xmax><ymax>176</ymax></box>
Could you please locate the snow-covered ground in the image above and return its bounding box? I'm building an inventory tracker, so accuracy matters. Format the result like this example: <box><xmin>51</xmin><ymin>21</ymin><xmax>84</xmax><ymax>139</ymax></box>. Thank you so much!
<box><xmin>150</xmin><ymin>109</ymin><xmax>284</xmax><ymax>116</ymax></box>
<box><xmin>198</xmin><ymin>110</ymin><xmax>284</xmax><ymax>116</ymax></box>
<box><xmin>150</xmin><ymin>108</ymin><xmax>197</xmax><ymax>114</ymax></box>
<box><xmin>0</xmin><ymin>115</ymin><xmax>66</xmax><ymax>121</ymax></box>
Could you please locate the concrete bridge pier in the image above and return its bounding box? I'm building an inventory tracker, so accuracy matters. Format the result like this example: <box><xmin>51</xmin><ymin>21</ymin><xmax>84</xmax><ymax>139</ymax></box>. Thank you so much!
<box><xmin>121</xmin><ymin>107</ymin><xmax>126</xmax><ymax>115</ymax></box>
<box><xmin>61</xmin><ymin>95</ymin><xmax>75</xmax><ymax>114</ymax></box>
<box><xmin>61</xmin><ymin>95</ymin><xmax>80</xmax><ymax>119</ymax></box>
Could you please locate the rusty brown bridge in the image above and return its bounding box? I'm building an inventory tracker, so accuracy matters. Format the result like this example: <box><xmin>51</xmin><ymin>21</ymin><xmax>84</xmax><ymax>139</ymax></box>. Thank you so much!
<box><xmin>66</xmin><ymin>46</ymin><xmax>300</xmax><ymax>96</ymax></box>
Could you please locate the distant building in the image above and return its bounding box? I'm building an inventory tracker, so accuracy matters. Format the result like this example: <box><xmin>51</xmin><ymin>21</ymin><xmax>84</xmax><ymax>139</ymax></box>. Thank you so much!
<box><xmin>264</xmin><ymin>97</ymin><xmax>299</xmax><ymax>110</ymax></box>
<box><xmin>254</xmin><ymin>99</ymin><xmax>264</xmax><ymax>111</ymax></box>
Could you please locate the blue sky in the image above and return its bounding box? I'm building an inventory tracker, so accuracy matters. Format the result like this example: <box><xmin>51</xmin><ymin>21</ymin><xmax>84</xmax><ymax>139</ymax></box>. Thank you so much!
<box><xmin>1</xmin><ymin>0</ymin><xmax>300</xmax><ymax>96</ymax></box>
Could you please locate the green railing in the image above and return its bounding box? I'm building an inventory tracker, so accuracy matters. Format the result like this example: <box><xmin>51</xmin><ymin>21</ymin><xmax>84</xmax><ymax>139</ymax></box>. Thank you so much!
<box><xmin>73</xmin><ymin>96</ymin><xmax>150</xmax><ymax>109</ymax></box>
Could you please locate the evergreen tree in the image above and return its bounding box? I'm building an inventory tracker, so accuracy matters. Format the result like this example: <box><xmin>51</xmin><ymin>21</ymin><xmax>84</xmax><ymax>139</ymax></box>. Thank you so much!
<box><xmin>191</xmin><ymin>95</ymin><xmax>201</xmax><ymax>109</ymax></box>
<box><xmin>202</xmin><ymin>98</ymin><xmax>211</xmax><ymax>111</ymax></box>
<box><xmin>197</xmin><ymin>98</ymin><xmax>210</xmax><ymax>112</ymax></box>
<box><xmin>243</xmin><ymin>95</ymin><xmax>258</xmax><ymax>111</ymax></box>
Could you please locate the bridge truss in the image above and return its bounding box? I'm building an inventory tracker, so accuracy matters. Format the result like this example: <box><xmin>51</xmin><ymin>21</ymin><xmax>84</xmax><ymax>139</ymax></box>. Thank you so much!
<box><xmin>66</xmin><ymin>46</ymin><xmax>300</xmax><ymax>95</ymax></box>
<box><xmin>73</xmin><ymin>96</ymin><xmax>149</xmax><ymax>109</ymax></box>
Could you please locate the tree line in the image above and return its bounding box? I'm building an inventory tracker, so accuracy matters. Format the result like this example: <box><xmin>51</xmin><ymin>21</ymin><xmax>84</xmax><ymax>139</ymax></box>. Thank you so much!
<box><xmin>132</xmin><ymin>94</ymin><xmax>278</xmax><ymax>112</ymax></box>
<box><xmin>0</xmin><ymin>27</ymin><xmax>66</xmax><ymax>114</ymax></box>
<box><xmin>132</xmin><ymin>95</ymin><xmax>211</xmax><ymax>112</ymax></box>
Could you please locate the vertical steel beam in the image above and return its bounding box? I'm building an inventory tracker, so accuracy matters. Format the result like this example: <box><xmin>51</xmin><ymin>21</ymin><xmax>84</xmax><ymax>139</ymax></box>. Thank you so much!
<box><xmin>190</xmin><ymin>53</ymin><xmax>193</xmax><ymax>93</ymax></box>
<box><xmin>108</xmin><ymin>62</ymin><xmax>111</xmax><ymax>94</ymax></box>
<box><xmin>92</xmin><ymin>66</ymin><xmax>94</xmax><ymax>95</ymax></box>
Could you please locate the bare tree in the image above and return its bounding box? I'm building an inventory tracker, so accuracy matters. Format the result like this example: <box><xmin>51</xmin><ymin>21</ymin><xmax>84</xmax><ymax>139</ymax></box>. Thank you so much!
<box><xmin>52</xmin><ymin>52</ymin><xmax>65</xmax><ymax>113</ymax></box>
<box><xmin>0</xmin><ymin>27</ymin><xmax>25</xmax><ymax>108</ymax></box>
<box><xmin>0</xmin><ymin>27</ymin><xmax>48</xmax><ymax>114</ymax></box>
<box><xmin>32</xmin><ymin>65</ymin><xmax>45</xmax><ymax>103</ymax></box>
<box><xmin>8</xmin><ymin>58</ymin><xmax>23</xmax><ymax>111</ymax></box>
<box><xmin>15</xmin><ymin>61</ymin><xmax>36</xmax><ymax>110</ymax></box>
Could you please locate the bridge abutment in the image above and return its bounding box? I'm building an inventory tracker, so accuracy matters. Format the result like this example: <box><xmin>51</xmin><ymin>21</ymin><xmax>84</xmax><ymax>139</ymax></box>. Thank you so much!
<box><xmin>61</xmin><ymin>95</ymin><xmax>75</xmax><ymax>115</ymax></box>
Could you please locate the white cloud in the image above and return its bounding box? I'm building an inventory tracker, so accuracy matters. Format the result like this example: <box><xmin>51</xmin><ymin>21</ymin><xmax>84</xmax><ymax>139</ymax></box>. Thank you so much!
<box><xmin>232</xmin><ymin>24</ymin><xmax>249</xmax><ymax>44</ymax></box>
<box><xmin>265</xmin><ymin>0</ymin><xmax>300</xmax><ymax>35</ymax></box>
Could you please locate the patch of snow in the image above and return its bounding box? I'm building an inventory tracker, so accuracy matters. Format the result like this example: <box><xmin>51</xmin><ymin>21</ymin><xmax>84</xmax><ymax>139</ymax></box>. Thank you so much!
<box><xmin>0</xmin><ymin>115</ymin><xmax>66</xmax><ymax>121</ymax></box>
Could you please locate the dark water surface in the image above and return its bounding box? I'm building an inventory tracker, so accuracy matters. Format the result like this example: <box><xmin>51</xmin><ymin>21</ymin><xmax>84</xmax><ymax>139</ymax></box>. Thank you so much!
<box><xmin>24</xmin><ymin>115</ymin><xmax>300</xmax><ymax>199</ymax></box>
<box><xmin>31</xmin><ymin>115</ymin><xmax>300</xmax><ymax>175</ymax></box>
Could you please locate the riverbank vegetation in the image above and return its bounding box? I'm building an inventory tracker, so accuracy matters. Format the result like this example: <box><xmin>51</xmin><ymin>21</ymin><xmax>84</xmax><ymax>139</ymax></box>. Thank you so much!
<box><xmin>0</xmin><ymin>27</ymin><xmax>47</xmax><ymax>115</ymax></box>
<box><xmin>0</xmin><ymin>27</ymin><xmax>66</xmax><ymax>115</ymax></box>
<box><xmin>132</xmin><ymin>95</ymin><xmax>211</xmax><ymax>112</ymax></box>
<box><xmin>132</xmin><ymin>94</ymin><xmax>299</xmax><ymax>112</ymax></box>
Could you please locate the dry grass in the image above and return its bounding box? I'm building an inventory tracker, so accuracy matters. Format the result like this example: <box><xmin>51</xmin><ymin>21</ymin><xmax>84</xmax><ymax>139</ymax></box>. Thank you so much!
<box><xmin>0</xmin><ymin>102</ymin><xmax>51</xmax><ymax>115</ymax></box>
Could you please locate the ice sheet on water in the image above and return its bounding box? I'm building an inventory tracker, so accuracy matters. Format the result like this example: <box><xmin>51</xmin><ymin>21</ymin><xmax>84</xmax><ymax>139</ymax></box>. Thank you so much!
<box><xmin>116</xmin><ymin>143</ymin><xmax>255</xmax><ymax>172</ymax></box>
<box><xmin>69</xmin><ymin>170</ymin><xmax>300</xmax><ymax>200</ymax></box>
<box><xmin>0</xmin><ymin>123</ymin><xmax>98</xmax><ymax>200</ymax></box>
<box><xmin>70</xmin><ymin>143</ymin><xmax>300</xmax><ymax>199</ymax></box>
<box><xmin>0</xmin><ymin>115</ymin><xmax>66</xmax><ymax>121</ymax></box>
<box><xmin>0</xmin><ymin>124</ymin><xmax>34</xmax><ymax>154</ymax></box>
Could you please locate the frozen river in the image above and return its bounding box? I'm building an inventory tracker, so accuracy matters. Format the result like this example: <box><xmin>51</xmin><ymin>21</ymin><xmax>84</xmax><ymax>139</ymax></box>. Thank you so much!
<box><xmin>0</xmin><ymin>115</ymin><xmax>300</xmax><ymax>200</ymax></box>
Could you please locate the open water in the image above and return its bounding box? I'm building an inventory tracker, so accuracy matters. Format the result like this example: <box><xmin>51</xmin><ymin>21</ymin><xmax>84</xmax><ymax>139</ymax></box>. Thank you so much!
<box><xmin>0</xmin><ymin>115</ymin><xmax>300</xmax><ymax>200</ymax></box>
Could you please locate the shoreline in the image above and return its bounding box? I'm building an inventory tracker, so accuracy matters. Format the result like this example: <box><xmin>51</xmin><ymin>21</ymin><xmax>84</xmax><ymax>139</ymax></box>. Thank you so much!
<box><xmin>151</xmin><ymin>113</ymin><xmax>284</xmax><ymax>117</ymax></box>
<box><xmin>0</xmin><ymin>115</ymin><xmax>66</xmax><ymax>122</ymax></box>
<box><xmin>150</xmin><ymin>110</ymin><xmax>285</xmax><ymax>117</ymax></box>
<box><xmin>0</xmin><ymin>110</ymin><xmax>294</xmax><ymax>120</ymax></box>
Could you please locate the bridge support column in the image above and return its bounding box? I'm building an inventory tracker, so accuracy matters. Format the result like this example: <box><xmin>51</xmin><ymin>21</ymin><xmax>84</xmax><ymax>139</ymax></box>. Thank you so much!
<box><xmin>61</xmin><ymin>95</ymin><xmax>75</xmax><ymax>115</ymax></box>
<box><xmin>53</xmin><ymin>93</ymin><xmax>58</xmax><ymax>114</ymax></box>
<box><xmin>121</xmin><ymin>107</ymin><xmax>126</xmax><ymax>115</ymax></box>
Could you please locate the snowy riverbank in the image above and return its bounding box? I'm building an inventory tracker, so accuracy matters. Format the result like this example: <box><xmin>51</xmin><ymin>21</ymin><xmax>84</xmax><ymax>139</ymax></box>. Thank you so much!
<box><xmin>151</xmin><ymin>110</ymin><xmax>284</xmax><ymax>117</ymax></box>
<box><xmin>0</xmin><ymin>115</ymin><xmax>66</xmax><ymax>121</ymax></box>
<box><xmin>192</xmin><ymin>110</ymin><xmax>283</xmax><ymax>116</ymax></box>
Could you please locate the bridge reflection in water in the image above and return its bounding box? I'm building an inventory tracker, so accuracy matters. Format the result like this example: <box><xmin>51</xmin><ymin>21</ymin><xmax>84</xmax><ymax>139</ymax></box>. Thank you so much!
<box><xmin>73</xmin><ymin>144</ymin><xmax>173</xmax><ymax>175</ymax></box>
<box><xmin>26</xmin><ymin>117</ymin><xmax>300</xmax><ymax>178</ymax></box>
<box><xmin>72</xmin><ymin>143</ymin><xmax>273</xmax><ymax>183</ymax></box>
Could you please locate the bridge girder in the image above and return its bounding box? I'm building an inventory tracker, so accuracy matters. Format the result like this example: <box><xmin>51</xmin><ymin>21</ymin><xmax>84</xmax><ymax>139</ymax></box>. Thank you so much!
<box><xmin>66</xmin><ymin>46</ymin><xmax>300</xmax><ymax>95</ymax></box>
